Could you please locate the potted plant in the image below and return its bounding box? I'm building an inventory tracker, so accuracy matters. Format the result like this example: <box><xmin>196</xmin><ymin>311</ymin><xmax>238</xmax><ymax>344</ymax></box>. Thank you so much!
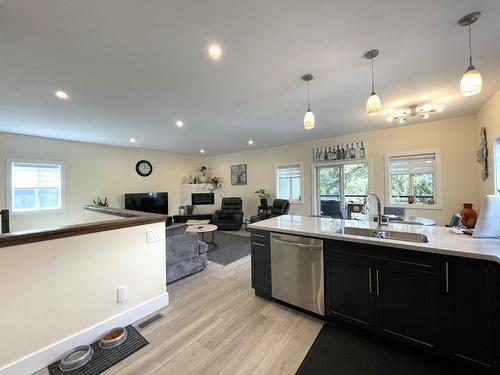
<box><xmin>93</xmin><ymin>196</ymin><xmax>109</xmax><ymax>207</ymax></box>
<box><xmin>209</xmin><ymin>176</ymin><xmax>222</xmax><ymax>192</ymax></box>
<box><xmin>255</xmin><ymin>189</ymin><xmax>271</xmax><ymax>208</ymax></box>
<box><xmin>185</xmin><ymin>204</ymin><xmax>195</xmax><ymax>215</ymax></box>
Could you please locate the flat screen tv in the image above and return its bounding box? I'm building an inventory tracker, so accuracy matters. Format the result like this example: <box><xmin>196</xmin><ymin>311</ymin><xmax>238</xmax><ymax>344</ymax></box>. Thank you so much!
<box><xmin>125</xmin><ymin>192</ymin><xmax>168</xmax><ymax>215</ymax></box>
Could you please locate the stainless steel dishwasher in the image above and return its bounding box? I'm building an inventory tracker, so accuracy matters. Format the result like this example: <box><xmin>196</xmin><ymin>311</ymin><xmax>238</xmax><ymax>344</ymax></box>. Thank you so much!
<box><xmin>270</xmin><ymin>233</ymin><xmax>324</xmax><ymax>315</ymax></box>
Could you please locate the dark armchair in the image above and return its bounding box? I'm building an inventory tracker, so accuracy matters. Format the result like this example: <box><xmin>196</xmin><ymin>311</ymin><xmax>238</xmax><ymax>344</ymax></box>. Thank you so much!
<box><xmin>212</xmin><ymin>197</ymin><xmax>243</xmax><ymax>231</ymax></box>
<box><xmin>250</xmin><ymin>199</ymin><xmax>290</xmax><ymax>223</ymax></box>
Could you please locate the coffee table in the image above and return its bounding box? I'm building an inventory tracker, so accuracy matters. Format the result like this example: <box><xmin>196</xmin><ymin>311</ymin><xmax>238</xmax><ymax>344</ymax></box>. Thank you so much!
<box><xmin>186</xmin><ymin>224</ymin><xmax>218</xmax><ymax>251</ymax></box>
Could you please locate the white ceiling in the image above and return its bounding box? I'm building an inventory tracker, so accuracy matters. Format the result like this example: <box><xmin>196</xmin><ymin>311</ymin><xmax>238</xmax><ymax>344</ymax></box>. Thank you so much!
<box><xmin>1</xmin><ymin>0</ymin><xmax>499</xmax><ymax>155</ymax></box>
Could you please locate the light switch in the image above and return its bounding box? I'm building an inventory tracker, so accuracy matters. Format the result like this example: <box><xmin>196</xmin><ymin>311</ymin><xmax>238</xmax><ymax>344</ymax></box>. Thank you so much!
<box><xmin>117</xmin><ymin>285</ymin><xmax>128</xmax><ymax>303</ymax></box>
<box><xmin>147</xmin><ymin>229</ymin><xmax>163</xmax><ymax>243</ymax></box>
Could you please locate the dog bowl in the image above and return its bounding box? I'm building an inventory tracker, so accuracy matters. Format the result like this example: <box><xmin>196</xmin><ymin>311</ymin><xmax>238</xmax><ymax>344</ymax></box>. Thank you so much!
<box><xmin>59</xmin><ymin>345</ymin><xmax>93</xmax><ymax>371</ymax></box>
<box><xmin>99</xmin><ymin>327</ymin><xmax>128</xmax><ymax>349</ymax></box>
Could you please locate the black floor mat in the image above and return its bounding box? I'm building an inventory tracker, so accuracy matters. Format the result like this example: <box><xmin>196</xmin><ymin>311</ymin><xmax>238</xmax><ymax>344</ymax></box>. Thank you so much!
<box><xmin>48</xmin><ymin>325</ymin><xmax>148</xmax><ymax>375</ymax></box>
<box><xmin>296</xmin><ymin>324</ymin><xmax>483</xmax><ymax>375</ymax></box>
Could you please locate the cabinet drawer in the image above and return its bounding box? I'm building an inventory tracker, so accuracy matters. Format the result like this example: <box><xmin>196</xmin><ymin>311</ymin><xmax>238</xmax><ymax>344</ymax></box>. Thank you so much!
<box><xmin>251</xmin><ymin>230</ymin><xmax>270</xmax><ymax>243</ymax></box>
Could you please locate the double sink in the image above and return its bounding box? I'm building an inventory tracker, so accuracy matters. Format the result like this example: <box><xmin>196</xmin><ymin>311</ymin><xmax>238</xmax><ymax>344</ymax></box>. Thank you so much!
<box><xmin>336</xmin><ymin>226</ymin><xmax>429</xmax><ymax>243</ymax></box>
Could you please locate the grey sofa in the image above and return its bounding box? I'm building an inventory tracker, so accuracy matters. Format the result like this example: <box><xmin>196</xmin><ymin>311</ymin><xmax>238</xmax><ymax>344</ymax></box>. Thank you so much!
<box><xmin>166</xmin><ymin>223</ymin><xmax>208</xmax><ymax>283</ymax></box>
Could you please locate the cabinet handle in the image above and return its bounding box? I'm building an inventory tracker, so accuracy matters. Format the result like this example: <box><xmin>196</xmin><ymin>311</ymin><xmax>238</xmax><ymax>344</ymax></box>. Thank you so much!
<box><xmin>376</xmin><ymin>269</ymin><xmax>380</xmax><ymax>296</ymax></box>
<box><xmin>445</xmin><ymin>262</ymin><xmax>449</xmax><ymax>293</ymax></box>
<box><xmin>253</xmin><ymin>242</ymin><xmax>267</xmax><ymax>247</ymax></box>
<box><xmin>368</xmin><ymin>267</ymin><xmax>372</xmax><ymax>294</ymax></box>
<box><xmin>253</xmin><ymin>233</ymin><xmax>267</xmax><ymax>238</ymax></box>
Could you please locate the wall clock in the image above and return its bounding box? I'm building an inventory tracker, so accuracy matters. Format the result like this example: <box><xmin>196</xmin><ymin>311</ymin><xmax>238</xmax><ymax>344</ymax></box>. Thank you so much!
<box><xmin>135</xmin><ymin>160</ymin><xmax>153</xmax><ymax>177</ymax></box>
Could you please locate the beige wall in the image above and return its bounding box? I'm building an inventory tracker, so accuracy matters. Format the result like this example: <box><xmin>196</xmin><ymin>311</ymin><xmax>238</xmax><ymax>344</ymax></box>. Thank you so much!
<box><xmin>476</xmin><ymin>89</ymin><xmax>500</xmax><ymax>206</ymax></box>
<box><xmin>0</xmin><ymin>132</ymin><xmax>202</xmax><ymax>231</ymax></box>
<box><xmin>0</xmin><ymin>221</ymin><xmax>166</xmax><ymax>369</ymax></box>
<box><xmin>206</xmin><ymin>116</ymin><xmax>478</xmax><ymax>226</ymax></box>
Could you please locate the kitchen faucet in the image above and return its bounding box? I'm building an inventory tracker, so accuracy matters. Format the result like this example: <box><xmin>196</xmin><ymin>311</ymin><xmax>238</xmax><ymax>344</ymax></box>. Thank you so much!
<box><xmin>364</xmin><ymin>192</ymin><xmax>385</xmax><ymax>230</ymax></box>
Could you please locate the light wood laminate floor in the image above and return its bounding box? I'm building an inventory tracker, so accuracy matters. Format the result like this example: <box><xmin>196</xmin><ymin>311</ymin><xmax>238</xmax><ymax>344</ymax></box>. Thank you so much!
<box><xmin>35</xmin><ymin>255</ymin><xmax>323</xmax><ymax>375</ymax></box>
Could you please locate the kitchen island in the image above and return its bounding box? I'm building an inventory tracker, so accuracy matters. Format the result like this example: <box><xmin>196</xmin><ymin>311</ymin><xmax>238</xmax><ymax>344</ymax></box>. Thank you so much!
<box><xmin>248</xmin><ymin>215</ymin><xmax>500</xmax><ymax>373</ymax></box>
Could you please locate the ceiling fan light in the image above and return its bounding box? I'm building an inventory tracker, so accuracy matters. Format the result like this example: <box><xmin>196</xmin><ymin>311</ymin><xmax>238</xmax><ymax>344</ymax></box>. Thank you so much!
<box><xmin>366</xmin><ymin>92</ymin><xmax>381</xmax><ymax>115</ymax></box>
<box><xmin>436</xmin><ymin>105</ymin><xmax>444</xmax><ymax>112</ymax></box>
<box><xmin>460</xmin><ymin>66</ymin><xmax>482</xmax><ymax>96</ymax></box>
<box><xmin>387</xmin><ymin>116</ymin><xmax>394</xmax><ymax>122</ymax></box>
<box><xmin>399</xmin><ymin>118</ymin><xmax>406</xmax><ymax>124</ymax></box>
<box><xmin>304</xmin><ymin>110</ymin><xmax>315</xmax><ymax>129</ymax></box>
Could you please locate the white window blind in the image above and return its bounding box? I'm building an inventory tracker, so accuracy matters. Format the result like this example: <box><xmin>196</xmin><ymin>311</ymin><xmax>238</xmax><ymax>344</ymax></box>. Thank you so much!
<box><xmin>276</xmin><ymin>164</ymin><xmax>302</xmax><ymax>202</ymax></box>
<box><xmin>10</xmin><ymin>161</ymin><xmax>63</xmax><ymax>212</ymax></box>
<box><xmin>495</xmin><ymin>140</ymin><xmax>500</xmax><ymax>194</ymax></box>
<box><xmin>389</xmin><ymin>154</ymin><xmax>435</xmax><ymax>175</ymax></box>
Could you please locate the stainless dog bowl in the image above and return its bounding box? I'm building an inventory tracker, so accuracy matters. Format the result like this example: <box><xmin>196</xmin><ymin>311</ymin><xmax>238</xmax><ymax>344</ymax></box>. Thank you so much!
<box><xmin>99</xmin><ymin>327</ymin><xmax>128</xmax><ymax>349</ymax></box>
<box><xmin>59</xmin><ymin>345</ymin><xmax>93</xmax><ymax>372</ymax></box>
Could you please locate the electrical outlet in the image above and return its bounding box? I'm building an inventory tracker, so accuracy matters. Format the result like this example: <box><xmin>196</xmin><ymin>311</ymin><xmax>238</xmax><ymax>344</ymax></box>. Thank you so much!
<box><xmin>117</xmin><ymin>285</ymin><xmax>128</xmax><ymax>303</ymax></box>
<box><xmin>147</xmin><ymin>229</ymin><xmax>163</xmax><ymax>243</ymax></box>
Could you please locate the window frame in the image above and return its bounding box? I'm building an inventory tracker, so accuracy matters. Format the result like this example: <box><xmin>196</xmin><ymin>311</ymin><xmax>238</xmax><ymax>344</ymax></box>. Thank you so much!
<box><xmin>311</xmin><ymin>159</ymin><xmax>373</xmax><ymax>215</ymax></box>
<box><xmin>384</xmin><ymin>149</ymin><xmax>442</xmax><ymax>210</ymax></box>
<box><xmin>274</xmin><ymin>162</ymin><xmax>304</xmax><ymax>204</ymax></box>
<box><xmin>495</xmin><ymin>137</ymin><xmax>500</xmax><ymax>195</ymax></box>
<box><xmin>6</xmin><ymin>159</ymin><xmax>66</xmax><ymax>215</ymax></box>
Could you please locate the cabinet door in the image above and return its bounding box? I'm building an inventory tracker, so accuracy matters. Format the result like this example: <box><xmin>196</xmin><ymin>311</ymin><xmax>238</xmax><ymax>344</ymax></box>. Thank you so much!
<box><xmin>325</xmin><ymin>250</ymin><xmax>375</xmax><ymax>329</ymax></box>
<box><xmin>374</xmin><ymin>260</ymin><xmax>442</xmax><ymax>349</ymax></box>
<box><xmin>251</xmin><ymin>240</ymin><xmax>272</xmax><ymax>298</ymax></box>
<box><xmin>443</xmin><ymin>258</ymin><xmax>493</xmax><ymax>368</ymax></box>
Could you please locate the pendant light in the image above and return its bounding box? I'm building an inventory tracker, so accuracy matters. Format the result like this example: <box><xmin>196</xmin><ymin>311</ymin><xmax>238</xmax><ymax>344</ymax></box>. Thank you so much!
<box><xmin>302</xmin><ymin>74</ymin><xmax>315</xmax><ymax>129</ymax></box>
<box><xmin>363</xmin><ymin>49</ymin><xmax>381</xmax><ymax>115</ymax></box>
<box><xmin>459</xmin><ymin>12</ymin><xmax>482</xmax><ymax>96</ymax></box>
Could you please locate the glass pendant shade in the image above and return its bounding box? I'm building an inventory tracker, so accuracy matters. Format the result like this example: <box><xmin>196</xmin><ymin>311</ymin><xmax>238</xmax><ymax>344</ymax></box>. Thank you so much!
<box><xmin>366</xmin><ymin>91</ymin><xmax>381</xmax><ymax>115</ymax></box>
<box><xmin>304</xmin><ymin>109</ymin><xmax>315</xmax><ymax>129</ymax></box>
<box><xmin>460</xmin><ymin>66</ymin><xmax>482</xmax><ymax>96</ymax></box>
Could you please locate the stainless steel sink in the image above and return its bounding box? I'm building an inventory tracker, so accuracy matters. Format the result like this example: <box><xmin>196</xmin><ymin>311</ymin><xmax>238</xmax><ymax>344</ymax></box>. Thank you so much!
<box><xmin>336</xmin><ymin>227</ymin><xmax>429</xmax><ymax>243</ymax></box>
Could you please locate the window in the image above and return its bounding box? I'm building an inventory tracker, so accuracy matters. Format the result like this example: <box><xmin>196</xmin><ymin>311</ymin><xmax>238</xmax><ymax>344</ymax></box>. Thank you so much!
<box><xmin>275</xmin><ymin>164</ymin><xmax>302</xmax><ymax>203</ymax></box>
<box><xmin>315</xmin><ymin>162</ymin><xmax>369</xmax><ymax>214</ymax></box>
<box><xmin>9</xmin><ymin>161</ymin><xmax>64</xmax><ymax>213</ymax></box>
<box><xmin>385</xmin><ymin>151</ymin><xmax>441</xmax><ymax>208</ymax></box>
<box><xmin>495</xmin><ymin>139</ymin><xmax>500</xmax><ymax>195</ymax></box>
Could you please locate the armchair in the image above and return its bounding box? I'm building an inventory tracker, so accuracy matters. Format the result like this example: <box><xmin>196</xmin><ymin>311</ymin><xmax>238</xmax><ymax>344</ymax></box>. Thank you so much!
<box><xmin>212</xmin><ymin>197</ymin><xmax>243</xmax><ymax>231</ymax></box>
<box><xmin>250</xmin><ymin>199</ymin><xmax>290</xmax><ymax>223</ymax></box>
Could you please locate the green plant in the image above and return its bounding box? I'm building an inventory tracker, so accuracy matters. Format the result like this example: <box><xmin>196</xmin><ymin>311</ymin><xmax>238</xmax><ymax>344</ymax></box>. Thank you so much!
<box><xmin>209</xmin><ymin>176</ymin><xmax>222</xmax><ymax>192</ymax></box>
<box><xmin>185</xmin><ymin>204</ymin><xmax>195</xmax><ymax>210</ymax></box>
<box><xmin>93</xmin><ymin>196</ymin><xmax>109</xmax><ymax>207</ymax></box>
<box><xmin>255</xmin><ymin>189</ymin><xmax>271</xmax><ymax>200</ymax></box>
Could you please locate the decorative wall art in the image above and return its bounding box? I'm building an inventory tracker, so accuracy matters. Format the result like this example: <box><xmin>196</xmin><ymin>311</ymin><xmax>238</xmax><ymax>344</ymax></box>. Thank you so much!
<box><xmin>477</xmin><ymin>127</ymin><xmax>488</xmax><ymax>181</ymax></box>
<box><xmin>231</xmin><ymin>164</ymin><xmax>247</xmax><ymax>185</ymax></box>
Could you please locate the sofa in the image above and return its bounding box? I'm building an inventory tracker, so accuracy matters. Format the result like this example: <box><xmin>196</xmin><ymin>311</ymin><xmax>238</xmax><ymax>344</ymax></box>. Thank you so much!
<box><xmin>166</xmin><ymin>223</ymin><xmax>208</xmax><ymax>283</ymax></box>
<box><xmin>250</xmin><ymin>199</ymin><xmax>290</xmax><ymax>223</ymax></box>
<box><xmin>212</xmin><ymin>197</ymin><xmax>244</xmax><ymax>230</ymax></box>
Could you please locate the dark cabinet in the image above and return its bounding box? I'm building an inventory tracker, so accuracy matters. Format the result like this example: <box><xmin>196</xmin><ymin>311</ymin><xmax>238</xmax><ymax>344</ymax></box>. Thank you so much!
<box><xmin>250</xmin><ymin>230</ymin><xmax>271</xmax><ymax>298</ymax></box>
<box><xmin>442</xmin><ymin>257</ymin><xmax>499</xmax><ymax>369</ymax></box>
<box><xmin>325</xmin><ymin>250</ymin><xmax>375</xmax><ymax>329</ymax></box>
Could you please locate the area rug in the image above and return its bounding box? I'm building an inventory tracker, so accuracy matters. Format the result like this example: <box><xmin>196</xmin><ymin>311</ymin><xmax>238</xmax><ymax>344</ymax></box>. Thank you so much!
<box><xmin>207</xmin><ymin>231</ymin><xmax>251</xmax><ymax>265</ymax></box>
<box><xmin>296</xmin><ymin>324</ymin><xmax>481</xmax><ymax>375</ymax></box>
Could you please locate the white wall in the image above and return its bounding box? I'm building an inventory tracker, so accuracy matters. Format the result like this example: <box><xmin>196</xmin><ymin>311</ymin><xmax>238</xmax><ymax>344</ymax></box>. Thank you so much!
<box><xmin>205</xmin><ymin>116</ymin><xmax>478</xmax><ymax>226</ymax></box>
<box><xmin>476</xmin><ymin>89</ymin><xmax>500</xmax><ymax>206</ymax></box>
<box><xmin>0</xmin><ymin>221</ymin><xmax>167</xmax><ymax>372</ymax></box>
<box><xmin>0</xmin><ymin>132</ymin><xmax>202</xmax><ymax>231</ymax></box>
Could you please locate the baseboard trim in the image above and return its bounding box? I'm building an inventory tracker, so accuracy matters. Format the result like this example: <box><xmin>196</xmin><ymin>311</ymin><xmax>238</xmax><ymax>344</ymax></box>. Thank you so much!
<box><xmin>0</xmin><ymin>292</ymin><xmax>169</xmax><ymax>375</ymax></box>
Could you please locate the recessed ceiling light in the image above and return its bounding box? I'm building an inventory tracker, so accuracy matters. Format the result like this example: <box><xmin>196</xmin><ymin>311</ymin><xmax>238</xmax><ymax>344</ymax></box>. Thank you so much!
<box><xmin>207</xmin><ymin>43</ymin><xmax>223</xmax><ymax>60</ymax></box>
<box><xmin>55</xmin><ymin>90</ymin><xmax>69</xmax><ymax>100</ymax></box>
<box><xmin>200</xmin><ymin>149</ymin><xmax>205</xmax><ymax>154</ymax></box>
<box><xmin>248</xmin><ymin>140</ymin><xmax>254</xmax><ymax>145</ymax></box>
<box><xmin>129</xmin><ymin>138</ymin><xmax>136</xmax><ymax>143</ymax></box>
<box><xmin>176</xmin><ymin>120</ymin><xmax>184</xmax><ymax>128</ymax></box>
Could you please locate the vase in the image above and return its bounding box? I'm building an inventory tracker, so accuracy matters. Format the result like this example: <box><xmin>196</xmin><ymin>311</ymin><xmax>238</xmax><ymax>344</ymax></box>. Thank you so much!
<box><xmin>260</xmin><ymin>198</ymin><xmax>268</xmax><ymax>208</ymax></box>
<box><xmin>460</xmin><ymin>203</ymin><xmax>477</xmax><ymax>229</ymax></box>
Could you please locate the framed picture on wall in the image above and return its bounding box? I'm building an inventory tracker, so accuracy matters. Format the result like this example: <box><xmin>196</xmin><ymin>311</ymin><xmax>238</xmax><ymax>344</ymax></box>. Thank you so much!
<box><xmin>231</xmin><ymin>164</ymin><xmax>247</xmax><ymax>185</ymax></box>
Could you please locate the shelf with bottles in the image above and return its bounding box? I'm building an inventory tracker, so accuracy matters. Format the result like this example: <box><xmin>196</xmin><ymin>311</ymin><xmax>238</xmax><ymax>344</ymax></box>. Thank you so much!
<box><xmin>313</xmin><ymin>141</ymin><xmax>366</xmax><ymax>163</ymax></box>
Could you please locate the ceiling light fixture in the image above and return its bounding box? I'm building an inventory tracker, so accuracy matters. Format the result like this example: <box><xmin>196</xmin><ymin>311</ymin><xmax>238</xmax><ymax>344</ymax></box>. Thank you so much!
<box><xmin>207</xmin><ymin>43</ymin><xmax>223</xmax><ymax>61</ymax></box>
<box><xmin>248</xmin><ymin>140</ymin><xmax>253</xmax><ymax>145</ymax></box>
<box><xmin>176</xmin><ymin>120</ymin><xmax>184</xmax><ymax>128</ymax></box>
<box><xmin>55</xmin><ymin>90</ymin><xmax>69</xmax><ymax>100</ymax></box>
<box><xmin>129</xmin><ymin>138</ymin><xmax>136</xmax><ymax>143</ymax></box>
<box><xmin>363</xmin><ymin>49</ymin><xmax>381</xmax><ymax>115</ymax></box>
<box><xmin>387</xmin><ymin>104</ymin><xmax>444</xmax><ymax>124</ymax></box>
<box><xmin>458</xmin><ymin>12</ymin><xmax>482</xmax><ymax>96</ymax></box>
<box><xmin>200</xmin><ymin>149</ymin><xmax>205</xmax><ymax>154</ymax></box>
<box><xmin>302</xmin><ymin>74</ymin><xmax>315</xmax><ymax>130</ymax></box>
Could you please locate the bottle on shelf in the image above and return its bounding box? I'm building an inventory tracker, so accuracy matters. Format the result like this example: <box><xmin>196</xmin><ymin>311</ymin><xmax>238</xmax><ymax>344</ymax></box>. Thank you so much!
<box><xmin>360</xmin><ymin>141</ymin><xmax>366</xmax><ymax>158</ymax></box>
<box><xmin>315</xmin><ymin>148</ymin><xmax>320</xmax><ymax>162</ymax></box>
<box><xmin>356</xmin><ymin>142</ymin><xmax>360</xmax><ymax>158</ymax></box>
<box><xmin>333</xmin><ymin>146</ymin><xmax>337</xmax><ymax>160</ymax></box>
<box><xmin>340</xmin><ymin>145</ymin><xmax>345</xmax><ymax>159</ymax></box>
<box><xmin>324</xmin><ymin>147</ymin><xmax>328</xmax><ymax>161</ymax></box>
<box><xmin>350</xmin><ymin>143</ymin><xmax>355</xmax><ymax>158</ymax></box>
<box><xmin>327</xmin><ymin>147</ymin><xmax>333</xmax><ymax>161</ymax></box>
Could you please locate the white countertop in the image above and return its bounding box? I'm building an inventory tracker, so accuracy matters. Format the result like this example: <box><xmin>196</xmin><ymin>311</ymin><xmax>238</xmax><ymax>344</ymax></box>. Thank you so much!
<box><xmin>248</xmin><ymin>215</ymin><xmax>500</xmax><ymax>264</ymax></box>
